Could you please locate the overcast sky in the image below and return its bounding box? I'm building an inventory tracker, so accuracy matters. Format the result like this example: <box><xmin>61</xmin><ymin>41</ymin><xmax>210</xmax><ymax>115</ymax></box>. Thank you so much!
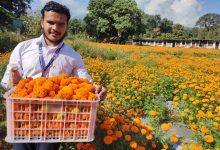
<box><xmin>29</xmin><ymin>0</ymin><xmax>220</xmax><ymax>27</ymax></box>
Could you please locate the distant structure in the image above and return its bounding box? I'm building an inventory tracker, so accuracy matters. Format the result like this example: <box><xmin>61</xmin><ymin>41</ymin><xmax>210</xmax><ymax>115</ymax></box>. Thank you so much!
<box><xmin>132</xmin><ymin>39</ymin><xmax>220</xmax><ymax>50</ymax></box>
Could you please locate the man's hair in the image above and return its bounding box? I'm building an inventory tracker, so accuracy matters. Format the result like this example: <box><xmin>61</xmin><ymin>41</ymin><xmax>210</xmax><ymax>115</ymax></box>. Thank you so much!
<box><xmin>41</xmin><ymin>1</ymin><xmax>71</xmax><ymax>22</ymax></box>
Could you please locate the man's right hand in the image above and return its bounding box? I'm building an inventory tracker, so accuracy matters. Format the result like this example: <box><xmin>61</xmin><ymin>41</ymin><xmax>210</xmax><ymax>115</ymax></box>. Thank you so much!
<box><xmin>9</xmin><ymin>67</ymin><xmax>21</xmax><ymax>87</ymax></box>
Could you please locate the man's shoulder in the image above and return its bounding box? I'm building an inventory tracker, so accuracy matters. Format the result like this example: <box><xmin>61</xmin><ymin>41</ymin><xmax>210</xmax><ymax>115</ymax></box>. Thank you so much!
<box><xmin>63</xmin><ymin>44</ymin><xmax>81</xmax><ymax>58</ymax></box>
<box><xmin>18</xmin><ymin>37</ymin><xmax>40</xmax><ymax>47</ymax></box>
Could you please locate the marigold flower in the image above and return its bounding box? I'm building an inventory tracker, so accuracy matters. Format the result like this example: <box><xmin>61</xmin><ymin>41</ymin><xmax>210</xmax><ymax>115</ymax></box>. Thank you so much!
<box><xmin>106</xmin><ymin>130</ymin><xmax>113</xmax><ymax>135</ymax></box>
<box><xmin>115</xmin><ymin>130</ymin><xmax>122</xmax><ymax>138</ymax></box>
<box><xmin>146</xmin><ymin>134</ymin><xmax>153</xmax><ymax>140</ymax></box>
<box><xmin>161</xmin><ymin>123</ymin><xmax>171</xmax><ymax>131</ymax></box>
<box><xmin>170</xmin><ymin>136</ymin><xmax>178</xmax><ymax>143</ymax></box>
<box><xmin>130</xmin><ymin>141</ymin><xmax>137</xmax><ymax>149</ymax></box>
<box><xmin>204</xmin><ymin>135</ymin><xmax>214</xmax><ymax>143</ymax></box>
<box><xmin>200</xmin><ymin>126</ymin><xmax>209</xmax><ymax>133</ymax></box>
<box><xmin>151</xmin><ymin>141</ymin><xmax>156</xmax><ymax>148</ymax></box>
<box><xmin>141</xmin><ymin>128</ymin><xmax>147</xmax><ymax>135</ymax></box>
<box><xmin>103</xmin><ymin>136</ymin><xmax>113</xmax><ymax>145</ymax></box>
<box><xmin>136</xmin><ymin>146</ymin><xmax>145</xmax><ymax>150</ymax></box>
<box><xmin>149</xmin><ymin>110</ymin><xmax>158</xmax><ymax>116</ymax></box>
<box><xmin>122</xmin><ymin>124</ymin><xmax>130</xmax><ymax>132</ymax></box>
<box><xmin>131</xmin><ymin>125</ymin><xmax>139</xmax><ymax>133</ymax></box>
<box><xmin>124</xmin><ymin>134</ymin><xmax>131</xmax><ymax>141</ymax></box>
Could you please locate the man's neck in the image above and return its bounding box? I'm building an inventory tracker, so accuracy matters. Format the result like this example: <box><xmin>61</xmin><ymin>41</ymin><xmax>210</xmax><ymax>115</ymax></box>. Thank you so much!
<box><xmin>43</xmin><ymin>36</ymin><xmax>60</xmax><ymax>47</ymax></box>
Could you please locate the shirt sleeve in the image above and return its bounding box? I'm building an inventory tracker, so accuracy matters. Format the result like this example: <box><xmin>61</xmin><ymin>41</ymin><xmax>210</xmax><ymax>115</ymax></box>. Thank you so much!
<box><xmin>72</xmin><ymin>55</ymin><xmax>92</xmax><ymax>82</ymax></box>
<box><xmin>1</xmin><ymin>43</ymin><xmax>23</xmax><ymax>90</ymax></box>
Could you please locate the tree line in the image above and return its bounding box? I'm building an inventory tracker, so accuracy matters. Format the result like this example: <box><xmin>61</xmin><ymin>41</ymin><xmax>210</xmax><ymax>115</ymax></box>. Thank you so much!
<box><xmin>1</xmin><ymin>0</ymin><xmax>220</xmax><ymax>43</ymax></box>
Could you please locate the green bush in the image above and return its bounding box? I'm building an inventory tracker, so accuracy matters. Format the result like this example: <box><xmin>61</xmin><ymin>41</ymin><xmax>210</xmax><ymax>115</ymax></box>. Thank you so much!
<box><xmin>66</xmin><ymin>40</ymin><xmax>130</xmax><ymax>60</ymax></box>
<box><xmin>0</xmin><ymin>31</ymin><xmax>26</xmax><ymax>53</ymax></box>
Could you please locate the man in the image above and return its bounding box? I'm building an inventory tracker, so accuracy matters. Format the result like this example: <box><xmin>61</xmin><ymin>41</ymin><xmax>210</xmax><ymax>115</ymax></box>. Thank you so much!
<box><xmin>1</xmin><ymin>1</ymin><xmax>106</xmax><ymax>150</ymax></box>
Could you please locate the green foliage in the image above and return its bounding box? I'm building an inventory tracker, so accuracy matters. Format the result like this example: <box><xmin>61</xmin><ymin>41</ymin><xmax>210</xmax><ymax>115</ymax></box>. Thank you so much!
<box><xmin>20</xmin><ymin>14</ymin><xmax>41</xmax><ymax>37</ymax></box>
<box><xmin>0</xmin><ymin>6</ymin><xmax>13</xmax><ymax>29</ymax></box>
<box><xmin>66</xmin><ymin>40</ymin><xmax>130</xmax><ymax>60</ymax></box>
<box><xmin>172</xmin><ymin>24</ymin><xmax>187</xmax><ymax>39</ymax></box>
<box><xmin>0</xmin><ymin>31</ymin><xmax>26</xmax><ymax>52</ymax></box>
<box><xmin>69</xmin><ymin>19</ymin><xmax>86</xmax><ymax>35</ymax></box>
<box><xmin>0</xmin><ymin>0</ymin><xmax>33</xmax><ymax>18</ymax></box>
<box><xmin>196</xmin><ymin>13</ymin><xmax>220</xmax><ymax>31</ymax></box>
<box><xmin>0</xmin><ymin>63</ymin><xmax>7</xmax><ymax>99</ymax></box>
<box><xmin>84</xmin><ymin>0</ymin><xmax>143</xmax><ymax>43</ymax></box>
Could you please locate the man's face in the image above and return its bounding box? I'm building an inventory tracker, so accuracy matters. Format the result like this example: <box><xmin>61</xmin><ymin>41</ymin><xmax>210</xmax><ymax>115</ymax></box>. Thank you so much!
<box><xmin>41</xmin><ymin>11</ymin><xmax>68</xmax><ymax>46</ymax></box>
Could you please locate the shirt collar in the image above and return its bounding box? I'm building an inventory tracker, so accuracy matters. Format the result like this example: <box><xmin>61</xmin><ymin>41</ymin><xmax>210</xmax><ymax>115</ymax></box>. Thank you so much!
<box><xmin>36</xmin><ymin>34</ymin><xmax>64</xmax><ymax>51</ymax></box>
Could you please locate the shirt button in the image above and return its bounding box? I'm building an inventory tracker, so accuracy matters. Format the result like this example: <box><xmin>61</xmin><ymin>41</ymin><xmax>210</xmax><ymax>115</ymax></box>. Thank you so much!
<box><xmin>53</xmin><ymin>66</ymin><xmax>56</xmax><ymax>69</ymax></box>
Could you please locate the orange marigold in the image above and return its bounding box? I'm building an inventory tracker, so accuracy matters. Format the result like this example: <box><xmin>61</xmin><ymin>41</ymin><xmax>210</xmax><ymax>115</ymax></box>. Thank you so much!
<box><xmin>125</xmin><ymin>134</ymin><xmax>131</xmax><ymax>141</ymax></box>
<box><xmin>170</xmin><ymin>136</ymin><xmax>178</xmax><ymax>143</ymax></box>
<box><xmin>131</xmin><ymin>125</ymin><xmax>139</xmax><ymax>133</ymax></box>
<box><xmin>103</xmin><ymin>136</ymin><xmax>113</xmax><ymax>145</ymax></box>
<box><xmin>146</xmin><ymin>134</ymin><xmax>153</xmax><ymax>140</ymax></box>
<box><xmin>115</xmin><ymin>130</ymin><xmax>122</xmax><ymax>138</ymax></box>
<box><xmin>204</xmin><ymin>135</ymin><xmax>214</xmax><ymax>143</ymax></box>
<box><xmin>136</xmin><ymin>146</ymin><xmax>145</xmax><ymax>150</ymax></box>
<box><xmin>130</xmin><ymin>141</ymin><xmax>137</xmax><ymax>149</ymax></box>
<box><xmin>200</xmin><ymin>126</ymin><xmax>209</xmax><ymax>133</ymax></box>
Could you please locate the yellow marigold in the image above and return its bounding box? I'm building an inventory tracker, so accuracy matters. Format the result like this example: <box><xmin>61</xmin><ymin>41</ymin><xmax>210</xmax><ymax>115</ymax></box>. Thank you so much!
<box><xmin>200</xmin><ymin>126</ymin><xmax>209</xmax><ymax>133</ymax></box>
<box><xmin>146</xmin><ymin>125</ymin><xmax>153</xmax><ymax>132</ymax></box>
<box><xmin>149</xmin><ymin>110</ymin><xmax>158</xmax><ymax>116</ymax></box>
<box><xmin>181</xmin><ymin>145</ymin><xmax>188</xmax><ymax>150</ymax></box>
<box><xmin>191</xmin><ymin>123</ymin><xmax>197</xmax><ymax>131</ymax></box>
<box><xmin>161</xmin><ymin>123</ymin><xmax>171</xmax><ymax>131</ymax></box>
<box><xmin>125</xmin><ymin>134</ymin><xmax>131</xmax><ymax>141</ymax></box>
<box><xmin>141</xmin><ymin>128</ymin><xmax>147</xmax><ymax>135</ymax></box>
<box><xmin>130</xmin><ymin>141</ymin><xmax>137</xmax><ymax>149</ymax></box>
<box><xmin>171</xmin><ymin>131</ymin><xmax>176</xmax><ymax>136</ymax></box>
<box><xmin>170</xmin><ymin>136</ymin><xmax>178</xmax><ymax>143</ymax></box>
<box><xmin>103</xmin><ymin>136</ymin><xmax>113</xmax><ymax>145</ymax></box>
<box><xmin>133</xmin><ymin>118</ymin><xmax>140</xmax><ymax>124</ymax></box>
<box><xmin>204</xmin><ymin>135</ymin><xmax>214</xmax><ymax>143</ymax></box>
<box><xmin>146</xmin><ymin>134</ymin><xmax>153</xmax><ymax>140</ymax></box>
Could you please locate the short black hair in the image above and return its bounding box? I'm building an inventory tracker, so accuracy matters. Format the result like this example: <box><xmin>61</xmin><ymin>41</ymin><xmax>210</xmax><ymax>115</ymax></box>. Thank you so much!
<box><xmin>41</xmin><ymin>1</ymin><xmax>71</xmax><ymax>22</ymax></box>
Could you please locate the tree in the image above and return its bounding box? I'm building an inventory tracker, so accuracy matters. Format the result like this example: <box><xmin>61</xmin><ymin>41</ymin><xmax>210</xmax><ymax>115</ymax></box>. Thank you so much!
<box><xmin>20</xmin><ymin>14</ymin><xmax>41</xmax><ymax>37</ymax></box>
<box><xmin>196</xmin><ymin>13</ymin><xmax>220</xmax><ymax>31</ymax></box>
<box><xmin>160</xmin><ymin>18</ymin><xmax>173</xmax><ymax>33</ymax></box>
<box><xmin>107</xmin><ymin>0</ymin><xmax>143</xmax><ymax>43</ymax></box>
<box><xmin>69</xmin><ymin>19</ymin><xmax>86</xmax><ymax>35</ymax></box>
<box><xmin>197</xmin><ymin>29</ymin><xmax>205</xmax><ymax>40</ymax></box>
<box><xmin>0</xmin><ymin>6</ymin><xmax>13</xmax><ymax>29</ymax></box>
<box><xmin>0</xmin><ymin>0</ymin><xmax>33</xmax><ymax>18</ymax></box>
<box><xmin>84</xmin><ymin>0</ymin><xmax>143</xmax><ymax>43</ymax></box>
<box><xmin>141</xmin><ymin>14</ymin><xmax>173</xmax><ymax>39</ymax></box>
<box><xmin>172</xmin><ymin>24</ymin><xmax>187</xmax><ymax>39</ymax></box>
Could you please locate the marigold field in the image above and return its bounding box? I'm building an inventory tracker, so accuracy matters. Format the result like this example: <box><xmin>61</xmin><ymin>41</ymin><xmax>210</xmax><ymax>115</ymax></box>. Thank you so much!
<box><xmin>0</xmin><ymin>40</ymin><xmax>220</xmax><ymax>150</ymax></box>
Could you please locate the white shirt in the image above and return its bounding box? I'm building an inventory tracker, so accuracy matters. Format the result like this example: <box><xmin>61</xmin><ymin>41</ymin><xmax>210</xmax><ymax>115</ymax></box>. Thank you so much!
<box><xmin>1</xmin><ymin>35</ymin><xmax>92</xmax><ymax>90</ymax></box>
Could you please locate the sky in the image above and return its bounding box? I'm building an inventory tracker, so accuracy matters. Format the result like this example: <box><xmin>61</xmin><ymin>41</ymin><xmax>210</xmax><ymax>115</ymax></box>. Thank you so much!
<box><xmin>29</xmin><ymin>0</ymin><xmax>220</xmax><ymax>27</ymax></box>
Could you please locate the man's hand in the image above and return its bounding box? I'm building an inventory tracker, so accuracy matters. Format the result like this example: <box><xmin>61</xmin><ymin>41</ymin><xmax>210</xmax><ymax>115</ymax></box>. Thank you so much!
<box><xmin>94</xmin><ymin>84</ymin><xmax>107</xmax><ymax>101</ymax></box>
<box><xmin>9</xmin><ymin>67</ymin><xmax>22</xmax><ymax>88</ymax></box>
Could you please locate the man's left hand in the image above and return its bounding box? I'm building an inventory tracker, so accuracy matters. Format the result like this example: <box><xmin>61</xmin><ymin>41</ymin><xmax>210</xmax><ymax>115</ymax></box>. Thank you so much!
<box><xmin>94</xmin><ymin>84</ymin><xmax>107</xmax><ymax>101</ymax></box>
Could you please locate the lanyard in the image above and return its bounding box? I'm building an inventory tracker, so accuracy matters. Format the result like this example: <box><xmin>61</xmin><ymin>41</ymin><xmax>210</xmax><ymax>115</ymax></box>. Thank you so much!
<box><xmin>38</xmin><ymin>42</ymin><xmax>64</xmax><ymax>76</ymax></box>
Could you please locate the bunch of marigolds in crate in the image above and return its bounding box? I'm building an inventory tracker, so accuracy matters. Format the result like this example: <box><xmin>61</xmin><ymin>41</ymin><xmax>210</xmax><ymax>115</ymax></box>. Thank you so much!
<box><xmin>6</xmin><ymin>74</ymin><xmax>99</xmax><ymax>142</ymax></box>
